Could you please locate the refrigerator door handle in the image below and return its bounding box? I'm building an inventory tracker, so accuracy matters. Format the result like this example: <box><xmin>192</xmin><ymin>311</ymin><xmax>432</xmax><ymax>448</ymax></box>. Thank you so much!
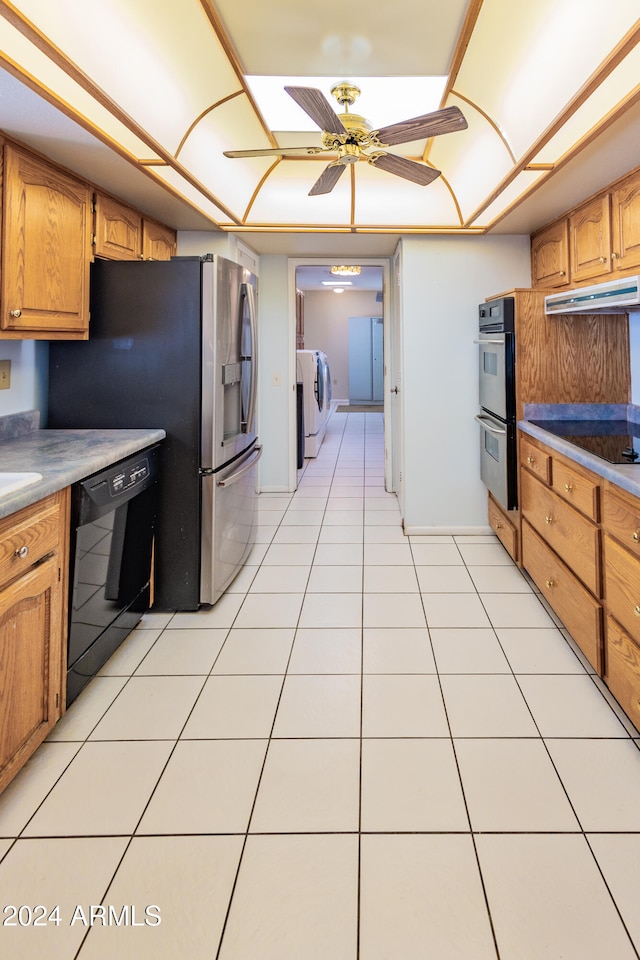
<box><xmin>240</xmin><ymin>281</ymin><xmax>258</xmax><ymax>434</ymax></box>
<box><xmin>218</xmin><ymin>444</ymin><xmax>263</xmax><ymax>487</ymax></box>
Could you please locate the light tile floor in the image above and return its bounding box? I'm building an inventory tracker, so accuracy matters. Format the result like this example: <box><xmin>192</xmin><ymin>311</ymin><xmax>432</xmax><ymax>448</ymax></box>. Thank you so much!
<box><xmin>1</xmin><ymin>410</ymin><xmax>640</xmax><ymax>959</ymax></box>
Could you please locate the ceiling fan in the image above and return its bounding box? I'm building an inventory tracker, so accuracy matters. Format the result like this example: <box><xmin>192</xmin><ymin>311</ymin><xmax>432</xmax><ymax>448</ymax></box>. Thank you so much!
<box><xmin>223</xmin><ymin>82</ymin><xmax>467</xmax><ymax>196</ymax></box>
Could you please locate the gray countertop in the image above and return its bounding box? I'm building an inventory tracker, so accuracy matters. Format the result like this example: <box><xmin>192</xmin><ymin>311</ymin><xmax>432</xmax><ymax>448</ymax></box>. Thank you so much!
<box><xmin>0</xmin><ymin>428</ymin><xmax>166</xmax><ymax>519</ymax></box>
<box><xmin>519</xmin><ymin>404</ymin><xmax>640</xmax><ymax>499</ymax></box>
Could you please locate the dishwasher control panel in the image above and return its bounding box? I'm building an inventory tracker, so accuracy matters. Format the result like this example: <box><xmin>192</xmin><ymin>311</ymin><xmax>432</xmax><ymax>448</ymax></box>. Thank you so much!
<box><xmin>109</xmin><ymin>457</ymin><xmax>150</xmax><ymax>496</ymax></box>
<box><xmin>76</xmin><ymin>444</ymin><xmax>161</xmax><ymax>520</ymax></box>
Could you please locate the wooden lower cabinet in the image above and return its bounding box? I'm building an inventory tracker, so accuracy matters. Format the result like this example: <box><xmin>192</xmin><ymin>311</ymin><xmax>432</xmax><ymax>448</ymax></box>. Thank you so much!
<box><xmin>0</xmin><ymin>490</ymin><xmax>69</xmax><ymax>794</ymax></box>
<box><xmin>605</xmin><ymin>616</ymin><xmax>640</xmax><ymax>731</ymax></box>
<box><xmin>487</xmin><ymin>493</ymin><xmax>518</xmax><ymax>562</ymax></box>
<box><xmin>520</xmin><ymin>435</ymin><xmax>551</xmax><ymax>485</ymax></box>
<box><xmin>520</xmin><ymin>468</ymin><xmax>601</xmax><ymax>597</ymax></box>
<box><xmin>604</xmin><ymin>534</ymin><xmax>640</xmax><ymax>646</ymax></box>
<box><xmin>519</xmin><ymin>430</ymin><xmax>640</xmax><ymax>728</ymax></box>
<box><xmin>521</xmin><ymin>519</ymin><xmax>603</xmax><ymax>673</ymax></box>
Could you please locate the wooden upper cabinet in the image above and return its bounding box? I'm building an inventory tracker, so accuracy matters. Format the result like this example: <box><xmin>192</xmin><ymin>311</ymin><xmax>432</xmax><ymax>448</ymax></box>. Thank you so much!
<box><xmin>1</xmin><ymin>144</ymin><xmax>91</xmax><ymax>339</ymax></box>
<box><xmin>569</xmin><ymin>194</ymin><xmax>612</xmax><ymax>283</ymax></box>
<box><xmin>531</xmin><ymin>219</ymin><xmax>570</xmax><ymax>287</ymax></box>
<box><xmin>610</xmin><ymin>169</ymin><xmax>640</xmax><ymax>272</ymax></box>
<box><xmin>94</xmin><ymin>193</ymin><xmax>143</xmax><ymax>260</ymax></box>
<box><xmin>93</xmin><ymin>194</ymin><xmax>176</xmax><ymax>261</ymax></box>
<box><xmin>142</xmin><ymin>218</ymin><xmax>176</xmax><ymax>260</ymax></box>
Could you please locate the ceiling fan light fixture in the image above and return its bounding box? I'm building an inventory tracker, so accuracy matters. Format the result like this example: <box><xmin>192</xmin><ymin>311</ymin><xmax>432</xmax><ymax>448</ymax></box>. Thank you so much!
<box><xmin>331</xmin><ymin>265</ymin><xmax>361</xmax><ymax>276</ymax></box>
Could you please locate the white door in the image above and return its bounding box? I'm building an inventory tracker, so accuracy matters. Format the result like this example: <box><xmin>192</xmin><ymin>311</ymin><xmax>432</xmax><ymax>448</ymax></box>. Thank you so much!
<box><xmin>348</xmin><ymin>316</ymin><xmax>384</xmax><ymax>403</ymax></box>
<box><xmin>390</xmin><ymin>244</ymin><xmax>404</xmax><ymax>510</ymax></box>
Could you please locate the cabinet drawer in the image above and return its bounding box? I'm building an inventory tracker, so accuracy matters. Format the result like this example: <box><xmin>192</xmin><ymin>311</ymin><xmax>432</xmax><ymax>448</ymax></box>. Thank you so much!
<box><xmin>520</xmin><ymin>436</ymin><xmax>551</xmax><ymax>484</ymax></box>
<box><xmin>604</xmin><ymin>534</ymin><xmax>640</xmax><ymax>646</ymax></box>
<box><xmin>0</xmin><ymin>497</ymin><xmax>61</xmax><ymax>585</ymax></box>
<box><xmin>522</xmin><ymin>520</ymin><xmax>603</xmax><ymax>672</ymax></box>
<box><xmin>603</xmin><ymin>487</ymin><xmax>640</xmax><ymax>560</ymax></box>
<box><xmin>520</xmin><ymin>469</ymin><xmax>601</xmax><ymax>596</ymax></box>
<box><xmin>487</xmin><ymin>494</ymin><xmax>518</xmax><ymax>563</ymax></box>
<box><xmin>605</xmin><ymin>616</ymin><xmax>640</xmax><ymax>731</ymax></box>
<box><xmin>551</xmin><ymin>458</ymin><xmax>600</xmax><ymax>521</ymax></box>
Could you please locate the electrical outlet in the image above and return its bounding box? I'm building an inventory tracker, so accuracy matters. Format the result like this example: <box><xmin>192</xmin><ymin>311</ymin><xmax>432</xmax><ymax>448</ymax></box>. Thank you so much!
<box><xmin>0</xmin><ymin>359</ymin><xmax>10</xmax><ymax>390</ymax></box>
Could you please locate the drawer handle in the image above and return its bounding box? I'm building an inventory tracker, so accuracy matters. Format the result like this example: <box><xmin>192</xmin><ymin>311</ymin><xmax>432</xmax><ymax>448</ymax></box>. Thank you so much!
<box><xmin>564</xmin><ymin>483</ymin><xmax>573</xmax><ymax>493</ymax></box>
<box><xmin>545</xmin><ymin>578</ymin><xmax>555</xmax><ymax>589</ymax></box>
<box><xmin>633</xmin><ymin>532</ymin><xmax>639</xmax><ymax>543</ymax></box>
<box><xmin>545</xmin><ymin>515</ymin><xmax>553</xmax><ymax>524</ymax></box>
<box><xmin>15</xmin><ymin>545</ymin><xmax>29</xmax><ymax>559</ymax></box>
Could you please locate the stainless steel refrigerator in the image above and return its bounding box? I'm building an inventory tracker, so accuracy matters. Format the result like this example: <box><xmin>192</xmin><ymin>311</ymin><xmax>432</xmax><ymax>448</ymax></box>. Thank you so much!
<box><xmin>48</xmin><ymin>254</ymin><xmax>261</xmax><ymax>610</ymax></box>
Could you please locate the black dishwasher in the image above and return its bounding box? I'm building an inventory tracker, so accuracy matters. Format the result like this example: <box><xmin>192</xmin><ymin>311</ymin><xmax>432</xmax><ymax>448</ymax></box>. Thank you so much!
<box><xmin>66</xmin><ymin>444</ymin><xmax>161</xmax><ymax>705</ymax></box>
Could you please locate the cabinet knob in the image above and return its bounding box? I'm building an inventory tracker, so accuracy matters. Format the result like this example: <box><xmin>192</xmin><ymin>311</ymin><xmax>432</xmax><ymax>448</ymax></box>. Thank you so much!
<box><xmin>527</xmin><ymin>456</ymin><xmax>535</xmax><ymax>464</ymax></box>
<box><xmin>564</xmin><ymin>483</ymin><xmax>573</xmax><ymax>493</ymax></box>
<box><xmin>633</xmin><ymin>532</ymin><xmax>639</xmax><ymax>543</ymax></box>
<box><xmin>599</xmin><ymin>256</ymin><xmax>606</xmax><ymax>263</ymax></box>
<box><xmin>9</xmin><ymin>309</ymin><xmax>22</xmax><ymax>318</ymax></box>
<box><xmin>545</xmin><ymin>515</ymin><xmax>553</xmax><ymax>524</ymax></box>
<box><xmin>546</xmin><ymin>578</ymin><xmax>555</xmax><ymax>589</ymax></box>
<box><xmin>635</xmin><ymin>605</ymin><xmax>640</xmax><ymax>618</ymax></box>
<box><xmin>15</xmin><ymin>545</ymin><xmax>29</xmax><ymax>559</ymax></box>
<box><xmin>612</xmin><ymin>252</ymin><xmax>619</xmax><ymax>259</ymax></box>
<box><xmin>559</xmin><ymin>270</ymin><xmax>566</xmax><ymax>276</ymax></box>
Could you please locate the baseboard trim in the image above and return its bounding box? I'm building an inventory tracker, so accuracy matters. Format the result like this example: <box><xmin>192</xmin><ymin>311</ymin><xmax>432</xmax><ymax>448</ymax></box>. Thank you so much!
<box><xmin>403</xmin><ymin>524</ymin><xmax>494</xmax><ymax>536</ymax></box>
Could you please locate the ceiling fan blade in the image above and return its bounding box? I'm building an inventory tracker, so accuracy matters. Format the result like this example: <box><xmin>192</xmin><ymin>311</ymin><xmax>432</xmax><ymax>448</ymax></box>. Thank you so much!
<box><xmin>308</xmin><ymin>162</ymin><xmax>348</xmax><ymax>196</ymax></box>
<box><xmin>285</xmin><ymin>86</ymin><xmax>347</xmax><ymax>135</ymax></box>
<box><xmin>369</xmin><ymin>153</ymin><xmax>441</xmax><ymax>186</ymax></box>
<box><xmin>224</xmin><ymin>146</ymin><xmax>325</xmax><ymax>158</ymax></box>
<box><xmin>375</xmin><ymin>105</ymin><xmax>468</xmax><ymax>146</ymax></box>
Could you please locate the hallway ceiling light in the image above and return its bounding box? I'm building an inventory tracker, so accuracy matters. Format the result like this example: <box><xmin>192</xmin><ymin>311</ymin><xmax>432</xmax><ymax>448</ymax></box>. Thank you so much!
<box><xmin>333</xmin><ymin>287</ymin><xmax>345</xmax><ymax>293</ymax></box>
<box><xmin>322</xmin><ymin>280</ymin><xmax>352</xmax><ymax>286</ymax></box>
<box><xmin>331</xmin><ymin>265</ymin><xmax>362</xmax><ymax>276</ymax></box>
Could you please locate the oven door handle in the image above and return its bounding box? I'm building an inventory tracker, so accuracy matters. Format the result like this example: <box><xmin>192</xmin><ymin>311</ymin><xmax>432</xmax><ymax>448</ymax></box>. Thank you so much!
<box><xmin>475</xmin><ymin>414</ymin><xmax>507</xmax><ymax>436</ymax></box>
<box><xmin>473</xmin><ymin>338</ymin><xmax>505</xmax><ymax>345</ymax></box>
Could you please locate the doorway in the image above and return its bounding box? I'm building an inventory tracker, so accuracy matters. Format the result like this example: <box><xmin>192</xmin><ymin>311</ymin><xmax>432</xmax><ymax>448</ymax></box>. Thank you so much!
<box><xmin>287</xmin><ymin>258</ymin><xmax>392</xmax><ymax>489</ymax></box>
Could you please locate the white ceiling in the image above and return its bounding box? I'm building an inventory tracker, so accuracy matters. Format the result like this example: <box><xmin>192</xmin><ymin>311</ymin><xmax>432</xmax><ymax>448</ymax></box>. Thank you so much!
<box><xmin>0</xmin><ymin>1</ymin><xmax>638</xmax><ymax>255</ymax></box>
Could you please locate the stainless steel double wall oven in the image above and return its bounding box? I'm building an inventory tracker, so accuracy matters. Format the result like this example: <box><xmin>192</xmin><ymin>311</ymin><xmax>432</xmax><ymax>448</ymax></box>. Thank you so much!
<box><xmin>475</xmin><ymin>296</ymin><xmax>518</xmax><ymax>511</ymax></box>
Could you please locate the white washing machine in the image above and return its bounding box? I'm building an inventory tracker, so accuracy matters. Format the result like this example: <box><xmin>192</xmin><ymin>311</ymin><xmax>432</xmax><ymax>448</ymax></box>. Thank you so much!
<box><xmin>297</xmin><ymin>349</ymin><xmax>331</xmax><ymax>457</ymax></box>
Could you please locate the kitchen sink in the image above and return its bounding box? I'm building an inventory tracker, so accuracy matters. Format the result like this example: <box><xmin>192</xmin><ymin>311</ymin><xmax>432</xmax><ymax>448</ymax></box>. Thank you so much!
<box><xmin>0</xmin><ymin>472</ymin><xmax>43</xmax><ymax>497</ymax></box>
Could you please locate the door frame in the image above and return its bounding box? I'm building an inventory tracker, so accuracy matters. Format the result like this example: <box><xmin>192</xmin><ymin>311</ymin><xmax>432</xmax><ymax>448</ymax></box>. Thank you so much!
<box><xmin>287</xmin><ymin>257</ymin><xmax>392</xmax><ymax>490</ymax></box>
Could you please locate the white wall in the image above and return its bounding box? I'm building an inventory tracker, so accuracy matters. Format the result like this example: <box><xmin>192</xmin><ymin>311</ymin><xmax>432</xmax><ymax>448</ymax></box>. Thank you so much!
<box><xmin>302</xmin><ymin>289</ymin><xmax>381</xmax><ymax>400</ymax></box>
<box><xmin>399</xmin><ymin>234</ymin><xmax>531</xmax><ymax>534</ymax></box>
<box><xmin>630</xmin><ymin>311</ymin><xmax>640</xmax><ymax>405</ymax></box>
<box><xmin>255</xmin><ymin>256</ymin><xmax>291</xmax><ymax>491</ymax></box>
<box><xmin>0</xmin><ymin>341</ymin><xmax>48</xmax><ymax>419</ymax></box>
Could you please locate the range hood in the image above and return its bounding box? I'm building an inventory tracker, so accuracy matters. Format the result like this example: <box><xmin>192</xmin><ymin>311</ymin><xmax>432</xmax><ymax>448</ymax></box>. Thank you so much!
<box><xmin>545</xmin><ymin>275</ymin><xmax>640</xmax><ymax>315</ymax></box>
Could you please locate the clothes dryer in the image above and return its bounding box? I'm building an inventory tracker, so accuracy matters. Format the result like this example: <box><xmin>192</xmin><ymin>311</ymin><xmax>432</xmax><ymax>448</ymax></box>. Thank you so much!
<box><xmin>296</xmin><ymin>349</ymin><xmax>331</xmax><ymax>457</ymax></box>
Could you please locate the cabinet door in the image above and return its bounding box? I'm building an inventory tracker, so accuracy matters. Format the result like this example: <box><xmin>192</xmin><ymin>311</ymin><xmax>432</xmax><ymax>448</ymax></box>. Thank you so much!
<box><xmin>531</xmin><ymin>220</ymin><xmax>570</xmax><ymax>287</ymax></box>
<box><xmin>142</xmin><ymin>219</ymin><xmax>176</xmax><ymax>260</ymax></box>
<box><xmin>0</xmin><ymin>558</ymin><xmax>62</xmax><ymax>792</ymax></box>
<box><xmin>2</xmin><ymin>145</ymin><xmax>91</xmax><ymax>338</ymax></box>
<box><xmin>569</xmin><ymin>194</ymin><xmax>612</xmax><ymax>282</ymax></box>
<box><xmin>94</xmin><ymin>193</ymin><xmax>142</xmax><ymax>260</ymax></box>
<box><xmin>610</xmin><ymin>171</ymin><xmax>640</xmax><ymax>272</ymax></box>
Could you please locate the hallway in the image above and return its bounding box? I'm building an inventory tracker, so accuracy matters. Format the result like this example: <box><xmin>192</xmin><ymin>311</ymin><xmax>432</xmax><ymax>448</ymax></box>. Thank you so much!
<box><xmin>0</xmin><ymin>410</ymin><xmax>640</xmax><ymax>959</ymax></box>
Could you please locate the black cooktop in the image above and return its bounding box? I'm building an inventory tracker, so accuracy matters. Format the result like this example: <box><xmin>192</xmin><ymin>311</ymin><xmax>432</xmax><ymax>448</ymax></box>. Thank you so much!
<box><xmin>530</xmin><ymin>420</ymin><xmax>640</xmax><ymax>464</ymax></box>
